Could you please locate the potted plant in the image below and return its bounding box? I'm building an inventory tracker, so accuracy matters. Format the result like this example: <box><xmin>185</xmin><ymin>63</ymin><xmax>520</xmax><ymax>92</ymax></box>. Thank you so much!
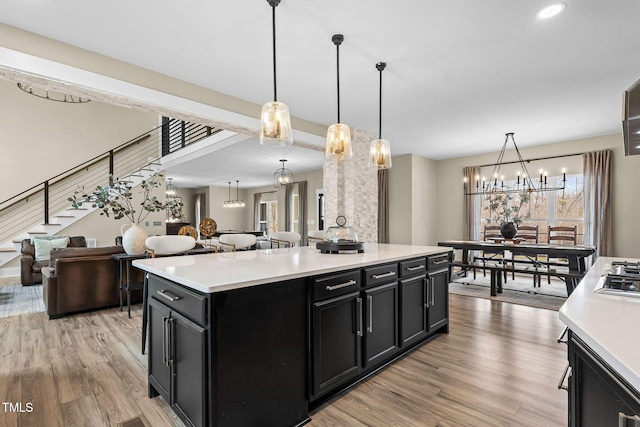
<box><xmin>484</xmin><ymin>191</ymin><xmax>531</xmax><ymax>239</ymax></box>
<box><xmin>69</xmin><ymin>173</ymin><xmax>183</xmax><ymax>254</ymax></box>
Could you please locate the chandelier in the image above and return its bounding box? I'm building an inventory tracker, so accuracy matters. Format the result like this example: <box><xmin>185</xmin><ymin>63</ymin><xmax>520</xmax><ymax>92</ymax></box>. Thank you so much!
<box><xmin>165</xmin><ymin>178</ymin><xmax>177</xmax><ymax>198</ymax></box>
<box><xmin>464</xmin><ymin>132</ymin><xmax>566</xmax><ymax>195</ymax></box>
<box><xmin>274</xmin><ymin>159</ymin><xmax>293</xmax><ymax>188</ymax></box>
<box><xmin>17</xmin><ymin>83</ymin><xmax>90</xmax><ymax>103</ymax></box>
<box><xmin>223</xmin><ymin>180</ymin><xmax>245</xmax><ymax>208</ymax></box>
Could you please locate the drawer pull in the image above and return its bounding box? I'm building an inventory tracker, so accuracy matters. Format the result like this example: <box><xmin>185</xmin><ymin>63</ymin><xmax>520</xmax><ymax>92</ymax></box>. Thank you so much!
<box><xmin>431</xmin><ymin>259</ymin><xmax>448</xmax><ymax>265</ymax></box>
<box><xmin>372</xmin><ymin>271</ymin><xmax>396</xmax><ymax>279</ymax></box>
<box><xmin>557</xmin><ymin>363</ymin><xmax>571</xmax><ymax>391</ymax></box>
<box><xmin>406</xmin><ymin>265</ymin><xmax>425</xmax><ymax>271</ymax></box>
<box><xmin>326</xmin><ymin>279</ymin><xmax>357</xmax><ymax>291</ymax></box>
<box><xmin>157</xmin><ymin>289</ymin><xmax>181</xmax><ymax>302</ymax></box>
<box><xmin>619</xmin><ymin>412</ymin><xmax>640</xmax><ymax>427</ymax></box>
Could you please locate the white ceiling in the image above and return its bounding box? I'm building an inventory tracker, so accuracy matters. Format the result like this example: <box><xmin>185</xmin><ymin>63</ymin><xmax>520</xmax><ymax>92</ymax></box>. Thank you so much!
<box><xmin>2</xmin><ymin>0</ymin><xmax>639</xmax><ymax>188</ymax></box>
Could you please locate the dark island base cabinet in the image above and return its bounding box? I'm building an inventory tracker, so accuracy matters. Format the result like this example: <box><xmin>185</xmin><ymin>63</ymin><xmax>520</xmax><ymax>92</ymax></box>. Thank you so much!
<box><xmin>568</xmin><ymin>333</ymin><xmax>640</xmax><ymax>427</ymax></box>
<box><xmin>146</xmin><ymin>252</ymin><xmax>450</xmax><ymax>426</ymax></box>
<box><xmin>310</xmin><ymin>254</ymin><xmax>449</xmax><ymax>405</ymax></box>
<box><xmin>147</xmin><ymin>274</ymin><xmax>309</xmax><ymax>427</ymax></box>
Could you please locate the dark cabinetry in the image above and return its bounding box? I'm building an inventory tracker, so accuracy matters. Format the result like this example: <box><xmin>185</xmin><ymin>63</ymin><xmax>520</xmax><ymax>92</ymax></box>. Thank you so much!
<box><xmin>311</xmin><ymin>254</ymin><xmax>449</xmax><ymax>404</ymax></box>
<box><xmin>166</xmin><ymin>222</ymin><xmax>190</xmax><ymax>235</ymax></box>
<box><xmin>567</xmin><ymin>333</ymin><xmax>640</xmax><ymax>427</ymax></box>
<box><xmin>148</xmin><ymin>277</ymin><xmax>207</xmax><ymax>427</ymax></box>
<box><xmin>427</xmin><ymin>253</ymin><xmax>450</xmax><ymax>334</ymax></box>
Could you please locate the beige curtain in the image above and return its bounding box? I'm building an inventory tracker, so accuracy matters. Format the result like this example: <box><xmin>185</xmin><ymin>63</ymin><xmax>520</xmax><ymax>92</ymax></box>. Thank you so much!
<box><xmin>253</xmin><ymin>192</ymin><xmax>261</xmax><ymax>231</ymax></box>
<box><xmin>378</xmin><ymin>169</ymin><xmax>389</xmax><ymax>243</ymax></box>
<box><xmin>583</xmin><ymin>150</ymin><xmax>612</xmax><ymax>257</ymax></box>
<box><xmin>463</xmin><ymin>166</ymin><xmax>481</xmax><ymax>241</ymax></box>
<box><xmin>298</xmin><ymin>181</ymin><xmax>308</xmax><ymax>244</ymax></box>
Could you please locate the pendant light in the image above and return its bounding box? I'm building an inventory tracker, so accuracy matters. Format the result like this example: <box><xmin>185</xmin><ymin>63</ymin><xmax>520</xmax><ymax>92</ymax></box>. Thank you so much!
<box><xmin>369</xmin><ymin>62</ymin><xmax>392</xmax><ymax>169</ymax></box>
<box><xmin>274</xmin><ymin>159</ymin><xmax>293</xmax><ymax>188</ymax></box>
<box><xmin>260</xmin><ymin>0</ymin><xmax>293</xmax><ymax>147</ymax></box>
<box><xmin>165</xmin><ymin>177</ymin><xmax>177</xmax><ymax>198</ymax></box>
<box><xmin>325</xmin><ymin>34</ymin><xmax>353</xmax><ymax>160</ymax></box>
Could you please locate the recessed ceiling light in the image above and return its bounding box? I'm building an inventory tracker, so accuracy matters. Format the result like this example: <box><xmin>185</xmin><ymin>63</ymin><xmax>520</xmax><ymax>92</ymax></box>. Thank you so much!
<box><xmin>538</xmin><ymin>3</ymin><xmax>566</xmax><ymax>19</ymax></box>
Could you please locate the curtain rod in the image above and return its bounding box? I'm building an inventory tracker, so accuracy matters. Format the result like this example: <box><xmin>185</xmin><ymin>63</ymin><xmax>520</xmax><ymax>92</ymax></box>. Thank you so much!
<box><xmin>478</xmin><ymin>151</ymin><xmax>587</xmax><ymax>168</ymax></box>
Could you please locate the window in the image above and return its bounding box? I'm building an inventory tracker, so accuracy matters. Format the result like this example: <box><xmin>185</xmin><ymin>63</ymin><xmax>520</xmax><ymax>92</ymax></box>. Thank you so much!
<box><xmin>479</xmin><ymin>174</ymin><xmax>584</xmax><ymax>243</ymax></box>
<box><xmin>259</xmin><ymin>201</ymin><xmax>278</xmax><ymax>234</ymax></box>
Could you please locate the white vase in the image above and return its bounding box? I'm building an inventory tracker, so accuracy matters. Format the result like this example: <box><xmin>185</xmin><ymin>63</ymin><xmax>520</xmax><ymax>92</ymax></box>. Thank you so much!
<box><xmin>121</xmin><ymin>223</ymin><xmax>148</xmax><ymax>255</ymax></box>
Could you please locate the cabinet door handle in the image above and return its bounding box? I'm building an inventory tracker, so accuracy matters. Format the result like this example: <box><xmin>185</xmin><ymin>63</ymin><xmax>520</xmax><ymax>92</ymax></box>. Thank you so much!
<box><xmin>372</xmin><ymin>271</ymin><xmax>396</xmax><ymax>279</ymax></box>
<box><xmin>367</xmin><ymin>295</ymin><xmax>373</xmax><ymax>333</ymax></box>
<box><xmin>406</xmin><ymin>265</ymin><xmax>425</xmax><ymax>272</ymax></box>
<box><xmin>618</xmin><ymin>412</ymin><xmax>640</xmax><ymax>427</ymax></box>
<box><xmin>430</xmin><ymin>278</ymin><xmax>435</xmax><ymax>306</ymax></box>
<box><xmin>326</xmin><ymin>279</ymin><xmax>357</xmax><ymax>291</ymax></box>
<box><xmin>557</xmin><ymin>363</ymin><xmax>571</xmax><ymax>391</ymax></box>
<box><xmin>356</xmin><ymin>297</ymin><xmax>363</xmax><ymax>337</ymax></box>
<box><xmin>424</xmin><ymin>278</ymin><xmax>429</xmax><ymax>308</ymax></box>
<box><xmin>157</xmin><ymin>289</ymin><xmax>181</xmax><ymax>302</ymax></box>
<box><xmin>162</xmin><ymin>316</ymin><xmax>168</xmax><ymax>366</ymax></box>
<box><xmin>166</xmin><ymin>317</ymin><xmax>174</xmax><ymax>366</ymax></box>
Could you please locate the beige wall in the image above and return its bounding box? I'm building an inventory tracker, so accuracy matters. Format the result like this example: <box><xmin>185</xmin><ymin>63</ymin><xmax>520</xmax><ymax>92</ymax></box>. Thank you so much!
<box><xmin>0</xmin><ymin>79</ymin><xmax>158</xmax><ymax>202</ymax></box>
<box><xmin>388</xmin><ymin>154</ymin><xmax>438</xmax><ymax>245</ymax></box>
<box><xmin>434</xmin><ymin>133</ymin><xmax>640</xmax><ymax>258</ymax></box>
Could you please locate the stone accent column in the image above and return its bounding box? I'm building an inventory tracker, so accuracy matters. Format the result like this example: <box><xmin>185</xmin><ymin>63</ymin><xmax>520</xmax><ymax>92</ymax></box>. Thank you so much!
<box><xmin>323</xmin><ymin>128</ymin><xmax>378</xmax><ymax>243</ymax></box>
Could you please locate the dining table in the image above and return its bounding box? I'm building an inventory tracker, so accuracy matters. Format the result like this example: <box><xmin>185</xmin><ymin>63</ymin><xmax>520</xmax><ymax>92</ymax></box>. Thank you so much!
<box><xmin>437</xmin><ymin>240</ymin><xmax>597</xmax><ymax>296</ymax></box>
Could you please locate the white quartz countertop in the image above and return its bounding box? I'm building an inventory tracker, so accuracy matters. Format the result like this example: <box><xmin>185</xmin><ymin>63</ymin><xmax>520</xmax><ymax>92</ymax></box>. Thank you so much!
<box><xmin>559</xmin><ymin>256</ymin><xmax>640</xmax><ymax>392</ymax></box>
<box><xmin>133</xmin><ymin>243</ymin><xmax>450</xmax><ymax>294</ymax></box>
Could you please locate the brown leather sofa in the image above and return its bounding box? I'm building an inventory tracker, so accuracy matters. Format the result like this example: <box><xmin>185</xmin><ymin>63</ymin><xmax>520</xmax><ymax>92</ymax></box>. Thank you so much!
<box><xmin>21</xmin><ymin>236</ymin><xmax>87</xmax><ymax>285</ymax></box>
<box><xmin>41</xmin><ymin>245</ymin><xmax>141</xmax><ymax>319</ymax></box>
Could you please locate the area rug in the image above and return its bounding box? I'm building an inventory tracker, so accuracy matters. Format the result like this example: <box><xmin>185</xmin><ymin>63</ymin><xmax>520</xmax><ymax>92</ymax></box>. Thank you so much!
<box><xmin>449</xmin><ymin>273</ymin><xmax>567</xmax><ymax>311</ymax></box>
<box><xmin>0</xmin><ymin>276</ymin><xmax>46</xmax><ymax>318</ymax></box>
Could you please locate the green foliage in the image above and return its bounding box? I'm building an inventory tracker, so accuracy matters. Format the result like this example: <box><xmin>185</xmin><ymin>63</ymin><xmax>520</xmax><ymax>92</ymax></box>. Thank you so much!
<box><xmin>68</xmin><ymin>173</ymin><xmax>183</xmax><ymax>224</ymax></box>
<box><xmin>484</xmin><ymin>191</ymin><xmax>531</xmax><ymax>226</ymax></box>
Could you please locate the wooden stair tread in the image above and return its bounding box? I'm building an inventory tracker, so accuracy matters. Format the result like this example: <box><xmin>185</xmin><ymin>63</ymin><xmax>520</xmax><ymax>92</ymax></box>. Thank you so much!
<box><xmin>12</xmin><ymin>239</ymin><xmax>23</xmax><ymax>243</ymax></box>
<box><xmin>54</xmin><ymin>215</ymin><xmax>75</xmax><ymax>218</ymax></box>
<box><xmin>42</xmin><ymin>223</ymin><xmax>62</xmax><ymax>226</ymax></box>
<box><xmin>68</xmin><ymin>208</ymin><xmax>88</xmax><ymax>210</ymax></box>
<box><xmin>0</xmin><ymin>248</ymin><xmax>17</xmax><ymax>252</ymax></box>
<box><xmin>27</xmin><ymin>231</ymin><xmax>47</xmax><ymax>235</ymax></box>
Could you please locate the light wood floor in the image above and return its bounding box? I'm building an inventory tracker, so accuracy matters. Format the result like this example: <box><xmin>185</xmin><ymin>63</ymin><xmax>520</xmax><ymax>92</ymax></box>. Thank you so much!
<box><xmin>0</xmin><ymin>294</ymin><xmax>568</xmax><ymax>427</ymax></box>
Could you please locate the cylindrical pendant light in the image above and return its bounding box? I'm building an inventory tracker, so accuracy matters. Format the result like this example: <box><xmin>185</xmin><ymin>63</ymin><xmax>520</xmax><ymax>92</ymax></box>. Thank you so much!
<box><xmin>325</xmin><ymin>34</ymin><xmax>353</xmax><ymax>160</ymax></box>
<box><xmin>369</xmin><ymin>62</ymin><xmax>392</xmax><ymax>169</ymax></box>
<box><xmin>274</xmin><ymin>159</ymin><xmax>293</xmax><ymax>188</ymax></box>
<box><xmin>260</xmin><ymin>0</ymin><xmax>293</xmax><ymax>147</ymax></box>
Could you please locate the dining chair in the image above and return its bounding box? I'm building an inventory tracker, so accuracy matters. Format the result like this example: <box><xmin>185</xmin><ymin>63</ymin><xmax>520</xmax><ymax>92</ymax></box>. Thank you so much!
<box><xmin>306</xmin><ymin>229</ymin><xmax>325</xmax><ymax>245</ymax></box>
<box><xmin>270</xmin><ymin>231</ymin><xmax>302</xmax><ymax>248</ymax></box>
<box><xmin>513</xmin><ymin>225</ymin><xmax>540</xmax><ymax>284</ymax></box>
<box><xmin>219</xmin><ymin>233</ymin><xmax>257</xmax><ymax>252</ymax></box>
<box><xmin>144</xmin><ymin>235</ymin><xmax>197</xmax><ymax>258</ymax></box>
<box><xmin>545</xmin><ymin>225</ymin><xmax>578</xmax><ymax>283</ymax></box>
<box><xmin>474</xmin><ymin>225</ymin><xmax>505</xmax><ymax>280</ymax></box>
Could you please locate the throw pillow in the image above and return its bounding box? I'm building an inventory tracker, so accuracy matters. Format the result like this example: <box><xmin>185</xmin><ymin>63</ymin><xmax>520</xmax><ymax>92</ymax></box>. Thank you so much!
<box><xmin>34</xmin><ymin>237</ymin><xmax>70</xmax><ymax>262</ymax></box>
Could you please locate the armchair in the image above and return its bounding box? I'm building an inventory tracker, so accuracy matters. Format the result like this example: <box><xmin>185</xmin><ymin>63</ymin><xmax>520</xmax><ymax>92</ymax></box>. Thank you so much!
<box><xmin>21</xmin><ymin>236</ymin><xmax>86</xmax><ymax>285</ymax></box>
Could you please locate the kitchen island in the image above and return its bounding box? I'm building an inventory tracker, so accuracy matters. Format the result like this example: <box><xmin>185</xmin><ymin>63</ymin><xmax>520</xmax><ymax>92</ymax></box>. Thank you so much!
<box><xmin>559</xmin><ymin>256</ymin><xmax>640</xmax><ymax>426</ymax></box>
<box><xmin>133</xmin><ymin>243</ymin><xmax>452</xmax><ymax>427</ymax></box>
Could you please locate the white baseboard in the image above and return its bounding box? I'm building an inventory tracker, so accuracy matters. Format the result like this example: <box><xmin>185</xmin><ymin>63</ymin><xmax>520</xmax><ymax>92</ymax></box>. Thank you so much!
<box><xmin>0</xmin><ymin>267</ymin><xmax>20</xmax><ymax>277</ymax></box>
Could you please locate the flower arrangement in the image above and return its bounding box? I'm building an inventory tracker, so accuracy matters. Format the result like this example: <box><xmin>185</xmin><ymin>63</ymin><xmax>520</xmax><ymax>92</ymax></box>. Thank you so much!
<box><xmin>484</xmin><ymin>191</ymin><xmax>531</xmax><ymax>226</ymax></box>
<box><xmin>69</xmin><ymin>173</ymin><xmax>183</xmax><ymax>224</ymax></box>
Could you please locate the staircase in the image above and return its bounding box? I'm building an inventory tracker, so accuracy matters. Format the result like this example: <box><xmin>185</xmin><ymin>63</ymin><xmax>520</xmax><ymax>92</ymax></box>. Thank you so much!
<box><xmin>0</xmin><ymin>117</ymin><xmax>221</xmax><ymax>273</ymax></box>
